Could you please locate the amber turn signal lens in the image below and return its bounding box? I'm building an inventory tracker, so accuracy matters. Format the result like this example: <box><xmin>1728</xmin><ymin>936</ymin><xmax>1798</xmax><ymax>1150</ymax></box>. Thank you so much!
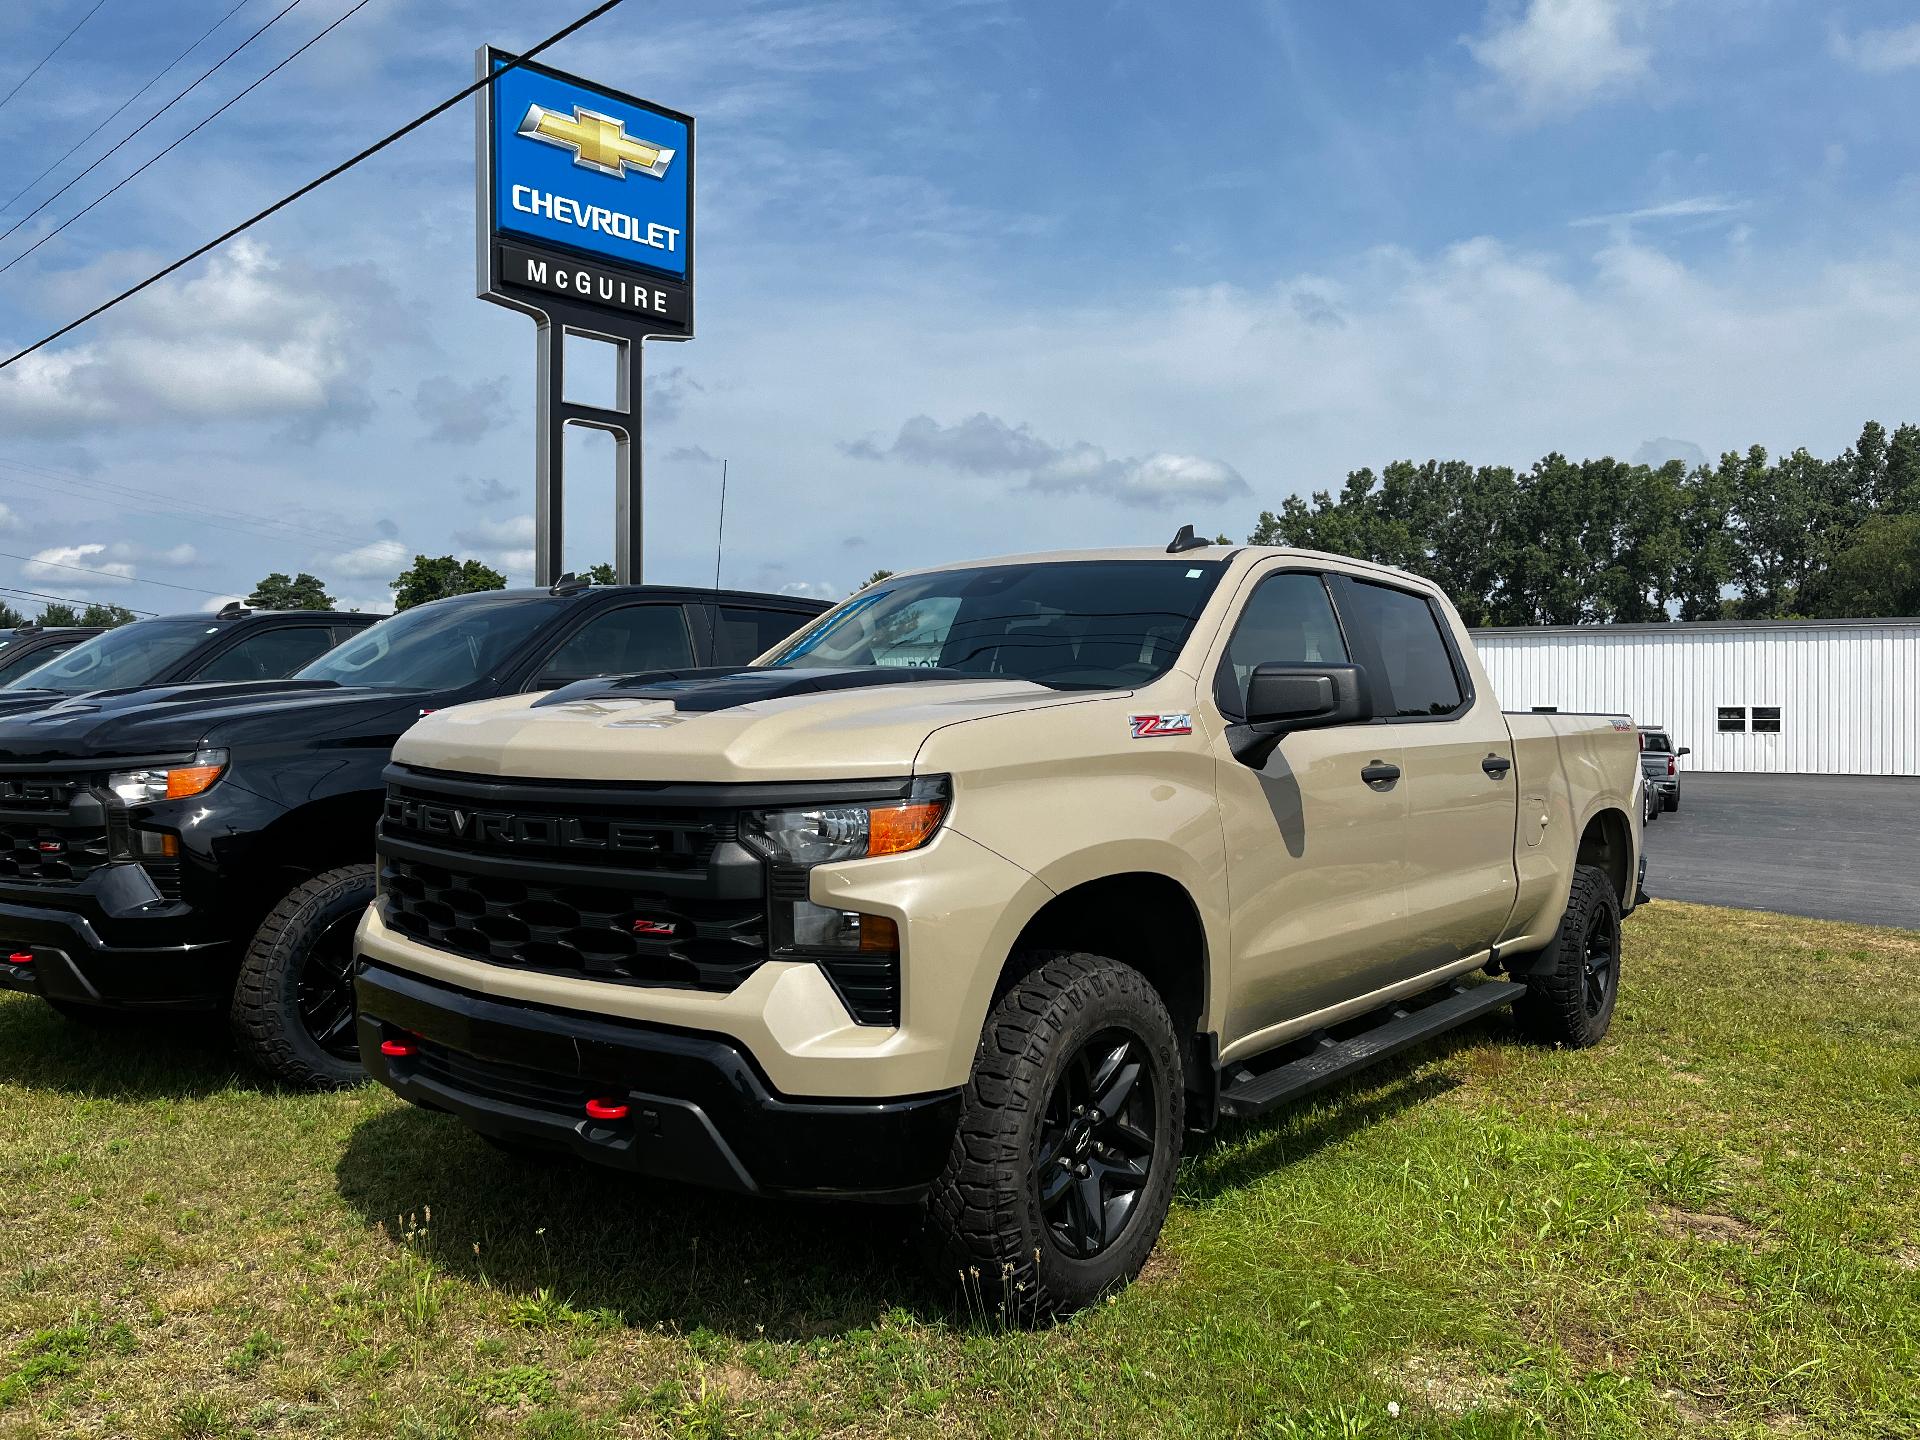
<box><xmin>858</xmin><ymin>915</ymin><xmax>899</xmax><ymax>954</ymax></box>
<box><xmin>867</xmin><ymin>801</ymin><xmax>944</xmax><ymax>857</ymax></box>
<box><xmin>165</xmin><ymin>764</ymin><xmax>224</xmax><ymax>799</ymax></box>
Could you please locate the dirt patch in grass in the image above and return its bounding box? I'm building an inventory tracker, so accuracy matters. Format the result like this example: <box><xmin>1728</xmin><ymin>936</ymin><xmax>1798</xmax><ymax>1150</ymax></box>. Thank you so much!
<box><xmin>1384</xmin><ymin>1348</ymin><xmax>1511</xmax><ymax>1415</ymax></box>
<box><xmin>1652</xmin><ymin>1204</ymin><xmax>1777</xmax><ymax>1249</ymax></box>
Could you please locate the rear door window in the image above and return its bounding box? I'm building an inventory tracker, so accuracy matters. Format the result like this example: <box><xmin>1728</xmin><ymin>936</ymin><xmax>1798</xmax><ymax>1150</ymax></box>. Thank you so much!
<box><xmin>533</xmin><ymin>604</ymin><xmax>694</xmax><ymax>685</ymax></box>
<box><xmin>1340</xmin><ymin>581</ymin><xmax>1465</xmax><ymax>718</ymax></box>
<box><xmin>192</xmin><ymin>626</ymin><xmax>336</xmax><ymax>683</ymax></box>
<box><xmin>713</xmin><ymin>606</ymin><xmax>814</xmax><ymax>665</ymax></box>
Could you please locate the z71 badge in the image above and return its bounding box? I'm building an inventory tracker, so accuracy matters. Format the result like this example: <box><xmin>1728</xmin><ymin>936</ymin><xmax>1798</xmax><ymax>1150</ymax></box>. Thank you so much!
<box><xmin>1130</xmin><ymin>713</ymin><xmax>1194</xmax><ymax>739</ymax></box>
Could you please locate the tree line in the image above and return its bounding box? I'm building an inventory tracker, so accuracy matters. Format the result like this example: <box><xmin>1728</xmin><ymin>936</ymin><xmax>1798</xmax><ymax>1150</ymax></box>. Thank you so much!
<box><xmin>1245</xmin><ymin>418</ymin><xmax>1920</xmax><ymax>626</ymax></box>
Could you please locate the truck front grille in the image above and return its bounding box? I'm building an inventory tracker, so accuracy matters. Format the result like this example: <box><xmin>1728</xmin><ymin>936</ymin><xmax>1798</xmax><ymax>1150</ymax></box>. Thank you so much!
<box><xmin>377</xmin><ymin>768</ymin><xmax>906</xmax><ymax>1027</ymax></box>
<box><xmin>0</xmin><ymin>773</ymin><xmax>110</xmax><ymax>886</ymax></box>
<box><xmin>379</xmin><ymin>856</ymin><xmax>765</xmax><ymax>991</ymax></box>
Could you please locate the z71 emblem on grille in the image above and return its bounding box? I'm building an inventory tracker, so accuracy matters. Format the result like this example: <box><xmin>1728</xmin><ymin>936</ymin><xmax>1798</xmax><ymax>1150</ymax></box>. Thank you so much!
<box><xmin>1129</xmin><ymin>713</ymin><xmax>1193</xmax><ymax>739</ymax></box>
<box><xmin>630</xmin><ymin>918</ymin><xmax>678</xmax><ymax>937</ymax></box>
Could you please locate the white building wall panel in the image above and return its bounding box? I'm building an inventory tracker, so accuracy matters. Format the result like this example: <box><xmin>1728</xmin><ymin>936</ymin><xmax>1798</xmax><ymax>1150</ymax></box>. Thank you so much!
<box><xmin>1468</xmin><ymin>623</ymin><xmax>1920</xmax><ymax>776</ymax></box>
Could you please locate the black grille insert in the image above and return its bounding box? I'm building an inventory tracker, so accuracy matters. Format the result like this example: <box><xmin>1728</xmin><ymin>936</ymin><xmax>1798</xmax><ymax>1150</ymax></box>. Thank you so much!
<box><xmin>0</xmin><ymin>774</ymin><xmax>108</xmax><ymax>886</ymax></box>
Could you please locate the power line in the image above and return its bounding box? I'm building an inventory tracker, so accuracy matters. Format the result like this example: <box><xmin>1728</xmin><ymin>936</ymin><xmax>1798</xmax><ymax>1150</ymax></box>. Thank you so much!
<box><xmin>0</xmin><ymin>584</ymin><xmax>157</xmax><ymax>618</ymax></box>
<box><xmin>1</xmin><ymin>0</ymin><xmax>378</xmax><ymax>276</ymax></box>
<box><xmin>0</xmin><ymin>0</ymin><xmax>113</xmax><ymax>119</ymax></box>
<box><xmin>0</xmin><ymin>0</ymin><xmax>306</xmax><ymax>249</ymax></box>
<box><xmin>0</xmin><ymin>0</ymin><xmax>253</xmax><ymax>219</ymax></box>
<box><xmin>0</xmin><ymin>0</ymin><xmax>631</xmax><ymax>371</ymax></box>
<box><xmin>0</xmin><ymin>458</ymin><xmax>375</xmax><ymax>549</ymax></box>
<box><xmin>0</xmin><ymin>546</ymin><xmax>231</xmax><ymax>596</ymax></box>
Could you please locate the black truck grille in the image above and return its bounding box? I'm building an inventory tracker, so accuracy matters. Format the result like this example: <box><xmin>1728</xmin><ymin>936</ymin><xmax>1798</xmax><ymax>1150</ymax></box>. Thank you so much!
<box><xmin>380</xmin><ymin>856</ymin><xmax>765</xmax><ymax>991</ymax></box>
<box><xmin>377</xmin><ymin>771</ymin><xmax>904</xmax><ymax>1026</ymax></box>
<box><xmin>0</xmin><ymin>773</ymin><xmax>109</xmax><ymax>886</ymax></box>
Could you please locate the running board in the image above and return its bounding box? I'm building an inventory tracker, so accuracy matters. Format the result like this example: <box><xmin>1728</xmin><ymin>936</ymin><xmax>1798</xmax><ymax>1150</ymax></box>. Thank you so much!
<box><xmin>1216</xmin><ymin>981</ymin><xmax>1524</xmax><ymax>1119</ymax></box>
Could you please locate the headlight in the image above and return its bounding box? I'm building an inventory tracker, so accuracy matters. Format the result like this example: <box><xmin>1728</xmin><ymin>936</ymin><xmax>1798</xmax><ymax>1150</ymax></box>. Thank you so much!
<box><xmin>740</xmin><ymin>777</ymin><xmax>950</xmax><ymax>865</ymax></box>
<box><xmin>108</xmin><ymin>749</ymin><xmax>229</xmax><ymax>806</ymax></box>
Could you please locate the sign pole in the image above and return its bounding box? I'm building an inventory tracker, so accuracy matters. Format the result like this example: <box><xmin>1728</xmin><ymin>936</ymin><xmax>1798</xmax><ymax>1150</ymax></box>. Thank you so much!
<box><xmin>476</xmin><ymin>46</ymin><xmax>692</xmax><ymax>587</ymax></box>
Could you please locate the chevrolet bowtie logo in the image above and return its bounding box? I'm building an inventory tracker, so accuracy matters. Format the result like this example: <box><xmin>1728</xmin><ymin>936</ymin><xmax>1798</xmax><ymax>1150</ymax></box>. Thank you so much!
<box><xmin>518</xmin><ymin>103</ymin><xmax>674</xmax><ymax>180</ymax></box>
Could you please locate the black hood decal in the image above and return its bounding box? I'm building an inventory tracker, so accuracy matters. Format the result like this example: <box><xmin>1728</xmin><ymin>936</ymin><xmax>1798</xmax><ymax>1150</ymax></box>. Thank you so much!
<box><xmin>533</xmin><ymin>666</ymin><xmax>980</xmax><ymax>713</ymax></box>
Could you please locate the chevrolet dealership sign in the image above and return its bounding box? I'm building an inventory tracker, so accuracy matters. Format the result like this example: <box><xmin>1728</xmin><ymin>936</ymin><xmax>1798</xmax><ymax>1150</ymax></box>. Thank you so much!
<box><xmin>477</xmin><ymin>48</ymin><xmax>693</xmax><ymax>335</ymax></box>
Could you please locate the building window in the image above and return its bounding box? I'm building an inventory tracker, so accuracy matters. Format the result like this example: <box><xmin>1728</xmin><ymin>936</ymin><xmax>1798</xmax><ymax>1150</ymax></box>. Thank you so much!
<box><xmin>1751</xmin><ymin>706</ymin><xmax>1782</xmax><ymax>734</ymax></box>
<box><xmin>1718</xmin><ymin>706</ymin><xmax>1747</xmax><ymax>733</ymax></box>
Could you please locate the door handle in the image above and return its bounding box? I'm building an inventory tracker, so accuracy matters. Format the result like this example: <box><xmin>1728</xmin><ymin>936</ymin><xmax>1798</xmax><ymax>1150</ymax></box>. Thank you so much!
<box><xmin>1481</xmin><ymin>754</ymin><xmax>1513</xmax><ymax>778</ymax></box>
<box><xmin>1360</xmin><ymin>761</ymin><xmax>1401</xmax><ymax>785</ymax></box>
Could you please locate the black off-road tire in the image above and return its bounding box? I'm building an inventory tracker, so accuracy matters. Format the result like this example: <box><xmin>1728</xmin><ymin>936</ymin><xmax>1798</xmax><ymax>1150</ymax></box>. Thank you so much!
<box><xmin>926</xmin><ymin>951</ymin><xmax>1184</xmax><ymax>1323</ymax></box>
<box><xmin>1514</xmin><ymin>863</ymin><xmax>1621</xmax><ymax>1049</ymax></box>
<box><xmin>1664</xmin><ymin>791</ymin><xmax>1681</xmax><ymax>813</ymax></box>
<box><xmin>230</xmin><ymin>865</ymin><xmax>375</xmax><ymax>1090</ymax></box>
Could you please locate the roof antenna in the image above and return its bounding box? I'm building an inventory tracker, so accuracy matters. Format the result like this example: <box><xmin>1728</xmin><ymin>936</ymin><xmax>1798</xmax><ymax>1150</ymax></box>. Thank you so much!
<box><xmin>713</xmin><ymin>458</ymin><xmax>728</xmax><ymax>591</ymax></box>
<box><xmin>1166</xmin><ymin>523</ymin><xmax>1208</xmax><ymax>554</ymax></box>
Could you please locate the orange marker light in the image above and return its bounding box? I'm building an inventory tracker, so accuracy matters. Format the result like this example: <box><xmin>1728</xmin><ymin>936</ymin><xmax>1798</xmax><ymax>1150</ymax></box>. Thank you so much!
<box><xmin>858</xmin><ymin>915</ymin><xmax>899</xmax><ymax>954</ymax></box>
<box><xmin>166</xmin><ymin>763</ymin><xmax>224</xmax><ymax>800</ymax></box>
<box><xmin>867</xmin><ymin>800</ymin><xmax>944</xmax><ymax>857</ymax></box>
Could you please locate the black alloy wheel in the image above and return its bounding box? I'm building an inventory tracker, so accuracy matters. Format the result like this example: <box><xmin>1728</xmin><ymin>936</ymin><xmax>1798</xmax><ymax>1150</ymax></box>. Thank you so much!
<box><xmin>296</xmin><ymin>912</ymin><xmax>363</xmax><ymax>1062</ymax></box>
<box><xmin>1580</xmin><ymin>901</ymin><xmax>1618</xmax><ymax>1020</ymax></box>
<box><xmin>1032</xmin><ymin>1027</ymin><xmax>1159</xmax><ymax>1259</ymax></box>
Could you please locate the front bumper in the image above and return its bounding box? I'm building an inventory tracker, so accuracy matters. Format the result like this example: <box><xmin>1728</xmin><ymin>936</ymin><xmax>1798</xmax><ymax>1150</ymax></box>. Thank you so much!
<box><xmin>355</xmin><ymin>960</ymin><xmax>961</xmax><ymax>1201</ymax></box>
<box><xmin>0</xmin><ymin>892</ymin><xmax>232</xmax><ymax>1010</ymax></box>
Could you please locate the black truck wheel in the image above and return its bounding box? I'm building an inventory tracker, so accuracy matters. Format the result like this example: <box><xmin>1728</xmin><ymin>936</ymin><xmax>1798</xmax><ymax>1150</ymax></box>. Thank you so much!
<box><xmin>230</xmin><ymin>865</ymin><xmax>375</xmax><ymax>1089</ymax></box>
<box><xmin>926</xmin><ymin>951</ymin><xmax>1184</xmax><ymax>1322</ymax></box>
<box><xmin>1664</xmin><ymin>791</ymin><xmax>1681</xmax><ymax>813</ymax></box>
<box><xmin>1514</xmin><ymin>863</ymin><xmax>1621</xmax><ymax>1049</ymax></box>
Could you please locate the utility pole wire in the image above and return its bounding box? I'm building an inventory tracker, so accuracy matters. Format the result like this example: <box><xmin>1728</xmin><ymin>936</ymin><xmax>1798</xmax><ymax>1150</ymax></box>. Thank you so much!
<box><xmin>0</xmin><ymin>548</ymin><xmax>231</xmax><ymax>596</ymax></box>
<box><xmin>0</xmin><ymin>584</ymin><xmax>157</xmax><ymax>618</ymax></box>
<box><xmin>1</xmin><ymin>0</ymin><xmax>380</xmax><ymax>277</ymax></box>
<box><xmin>0</xmin><ymin>0</ymin><xmax>253</xmax><ymax>219</ymax></box>
<box><xmin>0</xmin><ymin>0</ymin><xmax>307</xmax><ymax>248</ymax></box>
<box><xmin>714</xmin><ymin>460</ymin><xmax>728</xmax><ymax>590</ymax></box>
<box><xmin>0</xmin><ymin>0</ymin><xmax>631</xmax><ymax>371</ymax></box>
<box><xmin>0</xmin><ymin>0</ymin><xmax>112</xmax><ymax>118</ymax></box>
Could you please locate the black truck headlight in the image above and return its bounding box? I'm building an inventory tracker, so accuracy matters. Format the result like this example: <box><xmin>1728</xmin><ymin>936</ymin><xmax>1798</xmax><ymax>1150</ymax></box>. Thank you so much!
<box><xmin>739</xmin><ymin>777</ymin><xmax>949</xmax><ymax>865</ymax></box>
<box><xmin>107</xmin><ymin>750</ymin><xmax>228</xmax><ymax>807</ymax></box>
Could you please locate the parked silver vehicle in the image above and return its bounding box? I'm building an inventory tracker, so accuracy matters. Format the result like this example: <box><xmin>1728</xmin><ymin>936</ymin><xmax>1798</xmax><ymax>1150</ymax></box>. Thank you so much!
<box><xmin>1638</xmin><ymin>726</ymin><xmax>1689</xmax><ymax>816</ymax></box>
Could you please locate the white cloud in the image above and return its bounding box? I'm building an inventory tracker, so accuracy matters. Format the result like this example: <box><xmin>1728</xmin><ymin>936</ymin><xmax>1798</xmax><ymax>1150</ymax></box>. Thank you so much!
<box><xmin>848</xmin><ymin>413</ymin><xmax>1251</xmax><ymax>509</ymax></box>
<box><xmin>1631</xmin><ymin>437</ymin><xmax>1706</xmax><ymax>468</ymax></box>
<box><xmin>1467</xmin><ymin>0</ymin><xmax>1651</xmax><ymax>119</ymax></box>
<box><xmin>778</xmin><ymin>580</ymin><xmax>843</xmax><ymax>600</ymax></box>
<box><xmin>1830</xmin><ymin>21</ymin><xmax>1920</xmax><ymax>73</ymax></box>
<box><xmin>0</xmin><ymin>240</ymin><xmax>381</xmax><ymax>438</ymax></box>
<box><xmin>26</xmin><ymin>543</ymin><xmax>135</xmax><ymax>587</ymax></box>
<box><xmin>452</xmin><ymin>515</ymin><xmax>535</xmax><ymax>578</ymax></box>
<box><xmin>327</xmin><ymin>538</ymin><xmax>409</xmax><ymax>580</ymax></box>
<box><xmin>1570</xmin><ymin>195</ymin><xmax>1744</xmax><ymax>228</ymax></box>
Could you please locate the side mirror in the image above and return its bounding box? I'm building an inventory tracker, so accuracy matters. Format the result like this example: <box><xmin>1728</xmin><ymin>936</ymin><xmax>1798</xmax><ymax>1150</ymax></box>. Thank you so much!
<box><xmin>1229</xmin><ymin>663</ymin><xmax>1371</xmax><ymax>765</ymax></box>
<box><xmin>1677</xmin><ymin>746</ymin><xmax>1691</xmax><ymax>757</ymax></box>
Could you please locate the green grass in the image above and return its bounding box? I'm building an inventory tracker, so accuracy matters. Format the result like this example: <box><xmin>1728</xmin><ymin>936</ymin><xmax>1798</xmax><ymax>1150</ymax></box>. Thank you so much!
<box><xmin>1</xmin><ymin>900</ymin><xmax>1916</xmax><ymax>1438</ymax></box>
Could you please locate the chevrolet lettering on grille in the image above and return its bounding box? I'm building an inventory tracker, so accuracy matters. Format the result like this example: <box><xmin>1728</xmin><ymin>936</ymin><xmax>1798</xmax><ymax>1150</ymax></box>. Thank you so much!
<box><xmin>385</xmin><ymin>796</ymin><xmax>664</xmax><ymax>854</ymax></box>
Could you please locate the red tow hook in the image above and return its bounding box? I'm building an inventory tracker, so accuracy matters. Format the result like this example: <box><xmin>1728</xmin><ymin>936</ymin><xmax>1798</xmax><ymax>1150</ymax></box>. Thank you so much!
<box><xmin>6</xmin><ymin>952</ymin><xmax>30</xmax><ymax>966</ymax></box>
<box><xmin>379</xmin><ymin>1038</ymin><xmax>415</xmax><ymax>1058</ymax></box>
<box><xmin>584</xmin><ymin>1097</ymin><xmax>629</xmax><ymax>1121</ymax></box>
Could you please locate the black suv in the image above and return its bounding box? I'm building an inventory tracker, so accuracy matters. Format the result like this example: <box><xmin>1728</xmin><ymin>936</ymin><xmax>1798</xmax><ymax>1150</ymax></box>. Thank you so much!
<box><xmin>0</xmin><ymin>582</ymin><xmax>825</xmax><ymax>1087</ymax></box>
<box><xmin>0</xmin><ymin>624</ymin><xmax>104</xmax><ymax>687</ymax></box>
<box><xmin>0</xmin><ymin>605</ymin><xmax>378</xmax><ymax>718</ymax></box>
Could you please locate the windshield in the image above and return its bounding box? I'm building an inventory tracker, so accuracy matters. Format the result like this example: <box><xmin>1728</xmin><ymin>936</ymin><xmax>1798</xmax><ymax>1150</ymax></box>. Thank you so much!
<box><xmin>296</xmin><ymin>593</ymin><xmax>564</xmax><ymax>691</ymax></box>
<box><xmin>5</xmin><ymin>619</ymin><xmax>210</xmax><ymax>693</ymax></box>
<box><xmin>763</xmin><ymin>559</ymin><xmax>1229</xmax><ymax>690</ymax></box>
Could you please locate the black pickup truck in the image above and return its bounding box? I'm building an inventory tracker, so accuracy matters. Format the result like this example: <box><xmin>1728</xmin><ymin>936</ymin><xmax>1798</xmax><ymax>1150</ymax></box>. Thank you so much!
<box><xmin>0</xmin><ymin>581</ymin><xmax>825</xmax><ymax>1087</ymax></box>
<box><xmin>0</xmin><ymin>624</ymin><xmax>105</xmax><ymax>686</ymax></box>
<box><xmin>0</xmin><ymin>605</ymin><xmax>379</xmax><ymax>719</ymax></box>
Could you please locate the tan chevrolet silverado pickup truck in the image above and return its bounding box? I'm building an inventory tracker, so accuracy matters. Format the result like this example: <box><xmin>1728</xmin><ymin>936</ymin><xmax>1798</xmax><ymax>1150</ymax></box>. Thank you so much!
<box><xmin>354</xmin><ymin>533</ymin><xmax>1645</xmax><ymax>1317</ymax></box>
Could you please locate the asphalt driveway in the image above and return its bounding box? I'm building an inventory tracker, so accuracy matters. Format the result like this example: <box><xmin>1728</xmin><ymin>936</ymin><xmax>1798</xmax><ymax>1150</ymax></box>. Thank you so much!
<box><xmin>1641</xmin><ymin>773</ymin><xmax>1920</xmax><ymax>930</ymax></box>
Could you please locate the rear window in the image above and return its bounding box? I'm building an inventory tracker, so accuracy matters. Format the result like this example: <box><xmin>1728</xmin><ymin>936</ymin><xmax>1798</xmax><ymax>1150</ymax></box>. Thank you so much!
<box><xmin>1342</xmin><ymin>581</ymin><xmax>1464</xmax><ymax>718</ymax></box>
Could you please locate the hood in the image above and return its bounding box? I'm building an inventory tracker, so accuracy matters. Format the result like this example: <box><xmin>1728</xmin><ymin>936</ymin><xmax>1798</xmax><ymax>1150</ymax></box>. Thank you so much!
<box><xmin>396</xmin><ymin>667</ymin><xmax>1105</xmax><ymax>782</ymax></box>
<box><xmin>0</xmin><ymin>680</ymin><xmax>433</xmax><ymax>764</ymax></box>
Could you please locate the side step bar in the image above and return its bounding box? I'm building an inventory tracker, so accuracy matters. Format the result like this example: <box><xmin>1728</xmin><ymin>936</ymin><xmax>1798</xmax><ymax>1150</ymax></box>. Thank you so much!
<box><xmin>1217</xmin><ymin>980</ymin><xmax>1524</xmax><ymax>1119</ymax></box>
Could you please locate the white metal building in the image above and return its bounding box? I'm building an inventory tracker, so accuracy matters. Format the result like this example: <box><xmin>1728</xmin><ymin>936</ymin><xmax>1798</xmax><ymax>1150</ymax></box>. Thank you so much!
<box><xmin>1469</xmin><ymin>618</ymin><xmax>1920</xmax><ymax>776</ymax></box>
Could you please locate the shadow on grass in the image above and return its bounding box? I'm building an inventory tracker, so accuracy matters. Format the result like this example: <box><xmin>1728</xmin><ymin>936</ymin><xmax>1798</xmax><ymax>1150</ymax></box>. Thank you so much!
<box><xmin>332</xmin><ymin>1019</ymin><xmax>1509</xmax><ymax>1339</ymax></box>
<box><xmin>334</xmin><ymin>1104</ymin><xmax>953</xmax><ymax>1340</ymax></box>
<box><xmin>0</xmin><ymin>992</ymin><xmax>248</xmax><ymax>1101</ymax></box>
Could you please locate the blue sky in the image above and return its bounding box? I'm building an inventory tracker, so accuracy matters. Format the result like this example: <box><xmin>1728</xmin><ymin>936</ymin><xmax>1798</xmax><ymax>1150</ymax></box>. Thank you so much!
<box><xmin>1</xmin><ymin>0</ymin><xmax>1918</xmax><ymax>613</ymax></box>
